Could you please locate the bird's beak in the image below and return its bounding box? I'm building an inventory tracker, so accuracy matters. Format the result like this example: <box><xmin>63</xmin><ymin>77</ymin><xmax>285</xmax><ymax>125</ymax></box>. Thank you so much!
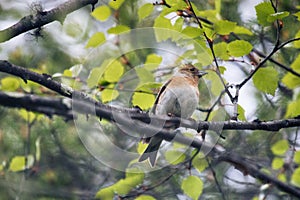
<box><xmin>198</xmin><ymin>71</ymin><xmax>208</xmax><ymax>77</ymax></box>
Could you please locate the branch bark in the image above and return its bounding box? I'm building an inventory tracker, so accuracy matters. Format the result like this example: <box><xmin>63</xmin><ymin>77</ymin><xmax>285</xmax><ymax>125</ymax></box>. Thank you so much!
<box><xmin>1</xmin><ymin>61</ymin><xmax>300</xmax><ymax>197</ymax></box>
<box><xmin>0</xmin><ymin>0</ymin><xmax>98</xmax><ymax>43</ymax></box>
<box><xmin>1</xmin><ymin>60</ymin><xmax>300</xmax><ymax>133</ymax></box>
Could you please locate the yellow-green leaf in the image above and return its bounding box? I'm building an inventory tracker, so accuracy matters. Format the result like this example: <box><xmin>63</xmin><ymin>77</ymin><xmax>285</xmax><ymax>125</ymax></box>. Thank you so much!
<box><xmin>107</xmin><ymin>25</ymin><xmax>130</xmax><ymax>34</ymax></box>
<box><xmin>237</xmin><ymin>104</ymin><xmax>246</xmax><ymax>121</ymax></box>
<box><xmin>135</xmin><ymin>195</ymin><xmax>156</xmax><ymax>200</ymax></box>
<box><xmin>19</xmin><ymin>109</ymin><xmax>36</xmax><ymax>123</ymax></box>
<box><xmin>291</xmin><ymin>168</ymin><xmax>300</xmax><ymax>187</ymax></box>
<box><xmin>255</xmin><ymin>2</ymin><xmax>275</xmax><ymax>26</ymax></box>
<box><xmin>294</xmin><ymin>12</ymin><xmax>300</xmax><ymax>21</ymax></box>
<box><xmin>294</xmin><ymin>151</ymin><xmax>300</xmax><ymax>164</ymax></box>
<box><xmin>271</xmin><ymin>140</ymin><xmax>289</xmax><ymax>156</ymax></box>
<box><xmin>109</xmin><ymin>0</ymin><xmax>125</xmax><ymax>10</ymax></box>
<box><xmin>86</xmin><ymin>32</ymin><xmax>106</xmax><ymax>48</ymax></box>
<box><xmin>181</xmin><ymin>176</ymin><xmax>203</xmax><ymax>200</ymax></box>
<box><xmin>267</xmin><ymin>11</ymin><xmax>290</xmax><ymax>22</ymax></box>
<box><xmin>101</xmin><ymin>88</ymin><xmax>119</xmax><ymax>103</ymax></box>
<box><xmin>104</xmin><ymin>60</ymin><xmax>124</xmax><ymax>83</ymax></box>
<box><xmin>285</xmin><ymin>98</ymin><xmax>300</xmax><ymax>118</ymax></box>
<box><xmin>181</xmin><ymin>26</ymin><xmax>202</xmax><ymax>38</ymax></box>
<box><xmin>282</xmin><ymin>55</ymin><xmax>300</xmax><ymax>88</ymax></box>
<box><xmin>214</xmin><ymin>20</ymin><xmax>236</xmax><ymax>35</ymax></box>
<box><xmin>1</xmin><ymin>77</ymin><xmax>20</xmax><ymax>91</ymax></box>
<box><xmin>233</xmin><ymin>26</ymin><xmax>253</xmax><ymax>36</ymax></box>
<box><xmin>131</xmin><ymin>92</ymin><xmax>155</xmax><ymax>110</ymax></box>
<box><xmin>165</xmin><ymin>150</ymin><xmax>186</xmax><ymax>165</ymax></box>
<box><xmin>294</xmin><ymin>30</ymin><xmax>300</xmax><ymax>48</ymax></box>
<box><xmin>192</xmin><ymin>154</ymin><xmax>208</xmax><ymax>172</ymax></box>
<box><xmin>253</xmin><ymin>67</ymin><xmax>279</xmax><ymax>96</ymax></box>
<box><xmin>214</xmin><ymin>42</ymin><xmax>229</xmax><ymax>60</ymax></box>
<box><xmin>227</xmin><ymin>40</ymin><xmax>253</xmax><ymax>57</ymax></box>
<box><xmin>154</xmin><ymin>16</ymin><xmax>172</xmax><ymax>42</ymax></box>
<box><xmin>138</xmin><ymin>3</ymin><xmax>154</xmax><ymax>21</ymax></box>
<box><xmin>91</xmin><ymin>5</ymin><xmax>111</xmax><ymax>21</ymax></box>
<box><xmin>87</xmin><ymin>67</ymin><xmax>105</xmax><ymax>88</ymax></box>
<box><xmin>144</xmin><ymin>54</ymin><xmax>162</xmax><ymax>70</ymax></box>
<box><xmin>95</xmin><ymin>186</ymin><xmax>114</xmax><ymax>200</ymax></box>
<box><xmin>272</xmin><ymin>157</ymin><xmax>284</xmax><ymax>170</ymax></box>
<box><xmin>9</xmin><ymin>155</ymin><xmax>34</xmax><ymax>172</ymax></box>
<box><xmin>137</xmin><ymin>141</ymin><xmax>148</xmax><ymax>155</ymax></box>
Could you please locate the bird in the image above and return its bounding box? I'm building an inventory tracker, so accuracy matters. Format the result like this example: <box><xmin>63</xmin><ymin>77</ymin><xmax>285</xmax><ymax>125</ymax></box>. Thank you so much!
<box><xmin>138</xmin><ymin>64</ymin><xmax>207</xmax><ymax>167</ymax></box>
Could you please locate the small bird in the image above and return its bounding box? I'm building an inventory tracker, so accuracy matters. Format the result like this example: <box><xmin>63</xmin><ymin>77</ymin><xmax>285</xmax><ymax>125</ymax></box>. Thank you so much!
<box><xmin>138</xmin><ymin>64</ymin><xmax>207</xmax><ymax>167</ymax></box>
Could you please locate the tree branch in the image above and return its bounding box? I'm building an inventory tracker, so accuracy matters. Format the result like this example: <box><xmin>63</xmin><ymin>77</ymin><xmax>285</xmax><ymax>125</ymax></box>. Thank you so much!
<box><xmin>1</xmin><ymin>60</ymin><xmax>300</xmax><ymax>133</ymax></box>
<box><xmin>1</xmin><ymin>62</ymin><xmax>300</xmax><ymax>197</ymax></box>
<box><xmin>0</xmin><ymin>0</ymin><xmax>98</xmax><ymax>43</ymax></box>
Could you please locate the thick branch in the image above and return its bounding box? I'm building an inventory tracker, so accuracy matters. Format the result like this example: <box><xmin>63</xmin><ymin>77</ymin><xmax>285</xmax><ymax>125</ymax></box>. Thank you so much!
<box><xmin>1</xmin><ymin>64</ymin><xmax>300</xmax><ymax>197</ymax></box>
<box><xmin>0</xmin><ymin>0</ymin><xmax>98</xmax><ymax>43</ymax></box>
<box><xmin>1</xmin><ymin>60</ymin><xmax>300</xmax><ymax>133</ymax></box>
<box><xmin>218</xmin><ymin>152</ymin><xmax>300</xmax><ymax>198</ymax></box>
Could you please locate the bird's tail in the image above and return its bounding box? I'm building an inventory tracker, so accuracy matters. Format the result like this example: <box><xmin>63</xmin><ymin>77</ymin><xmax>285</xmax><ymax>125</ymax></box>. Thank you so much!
<box><xmin>138</xmin><ymin>137</ymin><xmax>162</xmax><ymax>167</ymax></box>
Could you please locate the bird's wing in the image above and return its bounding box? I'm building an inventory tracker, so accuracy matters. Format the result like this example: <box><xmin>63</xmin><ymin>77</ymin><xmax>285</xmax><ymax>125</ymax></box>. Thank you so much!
<box><xmin>151</xmin><ymin>78</ymin><xmax>172</xmax><ymax>114</ymax></box>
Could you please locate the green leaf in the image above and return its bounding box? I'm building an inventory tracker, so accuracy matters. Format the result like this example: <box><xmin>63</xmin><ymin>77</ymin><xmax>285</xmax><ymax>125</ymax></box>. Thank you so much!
<box><xmin>86</xmin><ymin>32</ymin><xmax>106</xmax><ymax>48</ymax></box>
<box><xmin>63</xmin><ymin>69</ymin><xmax>72</xmax><ymax>77</ymax></box>
<box><xmin>233</xmin><ymin>26</ymin><xmax>253</xmax><ymax>36</ymax></box>
<box><xmin>294</xmin><ymin>30</ymin><xmax>300</xmax><ymax>48</ymax></box>
<box><xmin>294</xmin><ymin>151</ymin><xmax>300</xmax><ymax>164</ymax></box>
<box><xmin>144</xmin><ymin>53</ymin><xmax>162</xmax><ymax>70</ymax></box>
<box><xmin>181</xmin><ymin>176</ymin><xmax>203</xmax><ymax>200</ymax></box>
<box><xmin>137</xmin><ymin>141</ymin><xmax>148</xmax><ymax>155</ymax></box>
<box><xmin>214</xmin><ymin>20</ymin><xmax>236</xmax><ymax>35</ymax></box>
<box><xmin>135</xmin><ymin>68</ymin><xmax>154</xmax><ymax>85</ymax></box>
<box><xmin>1</xmin><ymin>77</ymin><xmax>20</xmax><ymax>91</ymax></box>
<box><xmin>282</xmin><ymin>55</ymin><xmax>300</xmax><ymax>89</ymax></box>
<box><xmin>138</xmin><ymin>3</ymin><xmax>154</xmax><ymax>21</ymax></box>
<box><xmin>109</xmin><ymin>0</ymin><xmax>125</xmax><ymax>10</ymax></box>
<box><xmin>104</xmin><ymin>60</ymin><xmax>124</xmax><ymax>83</ymax></box>
<box><xmin>237</xmin><ymin>104</ymin><xmax>246</xmax><ymax>121</ymax></box>
<box><xmin>135</xmin><ymin>195</ymin><xmax>156</xmax><ymax>200</ymax></box>
<box><xmin>165</xmin><ymin>150</ymin><xmax>186</xmax><ymax>165</ymax></box>
<box><xmin>272</xmin><ymin>157</ymin><xmax>284</xmax><ymax>170</ymax></box>
<box><xmin>125</xmin><ymin>167</ymin><xmax>145</xmax><ymax>186</ymax></box>
<box><xmin>9</xmin><ymin>155</ymin><xmax>34</xmax><ymax>172</ymax></box>
<box><xmin>192</xmin><ymin>153</ymin><xmax>208</xmax><ymax>172</ymax></box>
<box><xmin>271</xmin><ymin>139</ymin><xmax>289</xmax><ymax>156</ymax></box>
<box><xmin>255</xmin><ymin>2</ymin><xmax>275</xmax><ymax>26</ymax></box>
<box><xmin>95</xmin><ymin>186</ymin><xmax>114</xmax><ymax>200</ymax></box>
<box><xmin>294</xmin><ymin>12</ymin><xmax>300</xmax><ymax>21</ymax></box>
<box><xmin>285</xmin><ymin>98</ymin><xmax>300</xmax><ymax>118</ymax></box>
<box><xmin>131</xmin><ymin>82</ymin><xmax>160</xmax><ymax>110</ymax></box>
<box><xmin>291</xmin><ymin>168</ymin><xmax>300</xmax><ymax>187</ymax></box>
<box><xmin>267</xmin><ymin>11</ymin><xmax>290</xmax><ymax>22</ymax></box>
<box><xmin>181</xmin><ymin>26</ymin><xmax>202</xmax><ymax>38</ymax></box>
<box><xmin>91</xmin><ymin>5</ymin><xmax>111</xmax><ymax>21</ymax></box>
<box><xmin>227</xmin><ymin>40</ymin><xmax>253</xmax><ymax>57</ymax></box>
<box><xmin>154</xmin><ymin>16</ymin><xmax>172</xmax><ymax>42</ymax></box>
<box><xmin>205</xmin><ymin>72</ymin><xmax>224</xmax><ymax>96</ymax></box>
<box><xmin>19</xmin><ymin>109</ymin><xmax>36</xmax><ymax>123</ymax></box>
<box><xmin>253</xmin><ymin>67</ymin><xmax>279</xmax><ymax>95</ymax></box>
<box><xmin>131</xmin><ymin>91</ymin><xmax>155</xmax><ymax>110</ymax></box>
<box><xmin>278</xmin><ymin>173</ymin><xmax>286</xmax><ymax>182</ymax></box>
<box><xmin>87</xmin><ymin>67</ymin><xmax>105</xmax><ymax>88</ymax></box>
<box><xmin>214</xmin><ymin>42</ymin><xmax>229</xmax><ymax>60</ymax></box>
<box><xmin>101</xmin><ymin>88</ymin><xmax>119</xmax><ymax>103</ymax></box>
<box><xmin>107</xmin><ymin>25</ymin><xmax>130</xmax><ymax>34</ymax></box>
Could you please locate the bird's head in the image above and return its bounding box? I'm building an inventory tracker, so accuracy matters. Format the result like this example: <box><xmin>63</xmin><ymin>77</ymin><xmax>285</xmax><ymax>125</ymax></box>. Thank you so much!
<box><xmin>178</xmin><ymin>64</ymin><xmax>207</xmax><ymax>80</ymax></box>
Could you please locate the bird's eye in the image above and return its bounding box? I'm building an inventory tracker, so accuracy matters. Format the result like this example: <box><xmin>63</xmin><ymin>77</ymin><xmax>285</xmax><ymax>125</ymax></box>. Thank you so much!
<box><xmin>189</xmin><ymin>67</ymin><xmax>195</xmax><ymax>72</ymax></box>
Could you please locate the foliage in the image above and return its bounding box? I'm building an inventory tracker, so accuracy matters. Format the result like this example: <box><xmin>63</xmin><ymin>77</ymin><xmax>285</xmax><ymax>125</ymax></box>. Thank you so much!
<box><xmin>0</xmin><ymin>0</ymin><xmax>300</xmax><ymax>199</ymax></box>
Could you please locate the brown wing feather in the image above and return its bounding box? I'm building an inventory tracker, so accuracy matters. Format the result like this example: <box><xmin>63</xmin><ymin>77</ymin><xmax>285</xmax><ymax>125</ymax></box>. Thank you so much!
<box><xmin>152</xmin><ymin>79</ymin><xmax>172</xmax><ymax>114</ymax></box>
